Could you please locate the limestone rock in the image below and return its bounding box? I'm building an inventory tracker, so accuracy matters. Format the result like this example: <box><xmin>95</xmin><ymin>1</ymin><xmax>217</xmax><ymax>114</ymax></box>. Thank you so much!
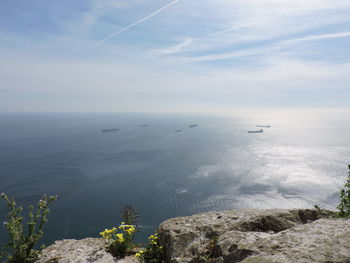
<box><xmin>37</xmin><ymin>209</ymin><xmax>349</xmax><ymax>263</ymax></box>
<box><xmin>158</xmin><ymin>208</ymin><xmax>349</xmax><ymax>263</ymax></box>
<box><xmin>37</xmin><ymin>238</ymin><xmax>138</xmax><ymax>263</ymax></box>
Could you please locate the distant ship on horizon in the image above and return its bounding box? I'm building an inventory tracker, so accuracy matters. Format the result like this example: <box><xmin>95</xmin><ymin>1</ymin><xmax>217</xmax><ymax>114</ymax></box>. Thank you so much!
<box><xmin>139</xmin><ymin>124</ymin><xmax>149</xmax><ymax>127</ymax></box>
<box><xmin>174</xmin><ymin>129</ymin><xmax>182</xmax><ymax>133</ymax></box>
<box><xmin>102</xmin><ymin>128</ymin><xmax>119</xmax><ymax>132</ymax></box>
<box><xmin>189</xmin><ymin>124</ymin><xmax>198</xmax><ymax>128</ymax></box>
<box><xmin>256</xmin><ymin>125</ymin><xmax>271</xmax><ymax>128</ymax></box>
<box><xmin>248</xmin><ymin>129</ymin><xmax>263</xmax><ymax>133</ymax></box>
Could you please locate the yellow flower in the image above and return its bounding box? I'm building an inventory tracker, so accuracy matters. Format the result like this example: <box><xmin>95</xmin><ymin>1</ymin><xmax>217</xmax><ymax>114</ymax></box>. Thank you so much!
<box><xmin>116</xmin><ymin>233</ymin><xmax>125</xmax><ymax>243</ymax></box>
<box><xmin>100</xmin><ymin>229</ymin><xmax>112</xmax><ymax>239</ymax></box>
<box><xmin>135</xmin><ymin>250</ymin><xmax>144</xmax><ymax>258</ymax></box>
<box><xmin>126</xmin><ymin>225</ymin><xmax>136</xmax><ymax>235</ymax></box>
<box><xmin>100</xmin><ymin>227</ymin><xmax>121</xmax><ymax>240</ymax></box>
<box><xmin>148</xmin><ymin>234</ymin><xmax>158</xmax><ymax>241</ymax></box>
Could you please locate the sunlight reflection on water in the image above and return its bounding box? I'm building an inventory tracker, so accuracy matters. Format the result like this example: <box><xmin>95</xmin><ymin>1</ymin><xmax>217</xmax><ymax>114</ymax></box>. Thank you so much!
<box><xmin>189</xmin><ymin>109</ymin><xmax>350</xmax><ymax>211</ymax></box>
<box><xmin>0</xmin><ymin>110</ymin><xmax>349</xmax><ymax>244</ymax></box>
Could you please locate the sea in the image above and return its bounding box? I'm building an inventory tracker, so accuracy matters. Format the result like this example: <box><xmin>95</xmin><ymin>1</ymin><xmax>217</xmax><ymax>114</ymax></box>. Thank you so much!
<box><xmin>0</xmin><ymin>110</ymin><xmax>349</xmax><ymax>245</ymax></box>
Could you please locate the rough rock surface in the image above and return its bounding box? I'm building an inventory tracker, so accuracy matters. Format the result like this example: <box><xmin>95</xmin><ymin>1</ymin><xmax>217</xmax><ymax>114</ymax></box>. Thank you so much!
<box><xmin>158</xmin><ymin>208</ymin><xmax>350</xmax><ymax>263</ymax></box>
<box><xmin>37</xmin><ymin>238</ymin><xmax>138</xmax><ymax>263</ymax></box>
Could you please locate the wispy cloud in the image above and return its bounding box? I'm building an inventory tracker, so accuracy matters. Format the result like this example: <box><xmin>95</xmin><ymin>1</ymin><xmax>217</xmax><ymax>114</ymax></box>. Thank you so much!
<box><xmin>180</xmin><ymin>31</ymin><xmax>350</xmax><ymax>62</ymax></box>
<box><xmin>157</xmin><ymin>37</ymin><xmax>193</xmax><ymax>55</ymax></box>
<box><xmin>155</xmin><ymin>17</ymin><xmax>277</xmax><ymax>56</ymax></box>
<box><xmin>93</xmin><ymin>0</ymin><xmax>180</xmax><ymax>47</ymax></box>
<box><xmin>150</xmin><ymin>0</ymin><xmax>350</xmax><ymax>60</ymax></box>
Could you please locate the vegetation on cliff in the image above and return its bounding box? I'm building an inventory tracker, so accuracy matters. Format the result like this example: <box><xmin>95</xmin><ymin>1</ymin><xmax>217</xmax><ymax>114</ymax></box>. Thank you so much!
<box><xmin>0</xmin><ymin>194</ymin><xmax>57</xmax><ymax>263</ymax></box>
<box><xmin>337</xmin><ymin>164</ymin><xmax>350</xmax><ymax>218</ymax></box>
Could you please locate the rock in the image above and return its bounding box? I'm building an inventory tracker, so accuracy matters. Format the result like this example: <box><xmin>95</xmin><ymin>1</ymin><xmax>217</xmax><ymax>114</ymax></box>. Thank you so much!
<box><xmin>158</xmin><ymin>208</ymin><xmax>349</xmax><ymax>263</ymax></box>
<box><xmin>37</xmin><ymin>238</ymin><xmax>139</xmax><ymax>263</ymax></box>
<box><xmin>247</xmin><ymin>218</ymin><xmax>350</xmax><ymax>262</ymax></box>
<box><xmin>37</xmin><ymin>209</ymin><xmax>348</xmax><ymax>263</ymax></box>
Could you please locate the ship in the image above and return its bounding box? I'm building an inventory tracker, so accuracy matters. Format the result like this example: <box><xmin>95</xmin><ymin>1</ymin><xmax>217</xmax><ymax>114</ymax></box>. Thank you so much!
<box><xmin>102</xmin><ymin>128</ymin><xmax>119</xmax><ymax>132</ymax></box>
<box><xmin>248</xmin><ymin>129</ymin><xmax>263</xmax><ymax>133</ymax></box>
<box><xmin>174</xmin><ymin>129</ymin><xmax>182</xmax><ymax>133</ymax></box>
<box><xmin>256</xmin><ymin>125</ymin><xmax>271</xmax><ymax>128</ymax></box>
<box><xmin>139</xmin><ymin>124</ymin><xmax>149</xmax><ymax>127</ymax></box>
<box><xmin>189</xmin><ymin>124</ymin><xmax>198</xmax><ymax>128</ymax></box>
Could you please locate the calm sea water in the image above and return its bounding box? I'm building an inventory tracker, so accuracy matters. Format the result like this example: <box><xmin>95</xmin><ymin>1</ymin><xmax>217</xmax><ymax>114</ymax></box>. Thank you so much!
<box><xmin>0</xmin><ymin>111</ymin><xmax>349</xmax><ymax>245</ymax></box>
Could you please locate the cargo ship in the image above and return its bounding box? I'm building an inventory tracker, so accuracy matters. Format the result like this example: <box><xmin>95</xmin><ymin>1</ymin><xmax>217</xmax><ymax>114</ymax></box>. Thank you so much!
<box><xmin>102</xmin><ymin>128</ymin><xmax>119</xmax><ymax>132</ymax></box>
<box><xmin>248</xmin><ymin>129</ymin><xmax>263</xmax><ymax>133</ymax></box>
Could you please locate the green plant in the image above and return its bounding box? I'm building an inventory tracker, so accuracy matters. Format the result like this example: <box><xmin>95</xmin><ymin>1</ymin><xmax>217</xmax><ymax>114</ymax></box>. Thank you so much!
<box><xmin>313</xmin><ymin>204</ymin><xmax>321</xmax><ymax>211</ymax></box>
<box><xmin>0</xmin><ymin>193</ymin><xmax>57</xmax><ymax>263</ymax></box>
<box><xmin>137</xmin><ymin>233</ymin><xmax>165</xmax><ymax>263</ymax></box>
<box><xmin>337</xmin><ymin>164</ymin><xmax>350</xmax><ymax>218</ymax></box>
<box><xmin>100</xmin><ymin>222</ymin><xmax>136</xmax><ymax>258</ymax></box>
<box><xmin>121</xmin><ymin>206</ymin><xmax>138</xmax><ymax>226</ymax></box>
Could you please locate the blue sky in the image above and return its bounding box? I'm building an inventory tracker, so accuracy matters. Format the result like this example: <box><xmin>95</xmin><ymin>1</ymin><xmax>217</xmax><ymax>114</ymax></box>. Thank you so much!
<box><xmin>1</xmin><ymin>0</ymin><xmax>350</xmax><ymax>112</ymax></box>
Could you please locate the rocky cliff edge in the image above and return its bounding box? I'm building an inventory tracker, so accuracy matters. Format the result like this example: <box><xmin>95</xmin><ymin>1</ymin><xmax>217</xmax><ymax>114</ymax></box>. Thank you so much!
<box><xmin>158</xmin><ymin>208</ymin><xmax>349</xmax><ymax>263</ymax></box>
<box><xmin>39</xmin><ymin>209</ymin><xmax>350</xmax><ymax>263</ymax></box>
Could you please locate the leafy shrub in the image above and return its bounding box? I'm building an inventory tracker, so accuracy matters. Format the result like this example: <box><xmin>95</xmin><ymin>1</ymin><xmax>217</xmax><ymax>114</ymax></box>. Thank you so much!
<box><xmin>0</xmin><ymin>193</ymin><xmax>57</xmax><ymax>263</ymax></box>
<box><xmin>100</xmin><ymin>222</ymin><xmax>136</xmax><ymax>258</ymax></box>
<box><xmin>337</xmin><ymin>164</ymin><xmax>350</xmax><ymax>217</ymax></box>
<box><xmin>136</xmin><ymin>233</ymin><xmax>165</xmax><ymax>263</ymax></box>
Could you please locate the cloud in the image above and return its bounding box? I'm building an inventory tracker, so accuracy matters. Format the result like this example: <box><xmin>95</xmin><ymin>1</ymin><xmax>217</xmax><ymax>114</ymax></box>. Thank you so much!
<box><xmin>185</xmin><ymin>46</ymin><xmax>276</xmax><ymax>62</ymax></box>
<box><xmin>156</xmin><ymin>37</ymin><xmax>193</xmax><ymax>55</ymax></box>
<box><xmin>155</xmin><ymin>17</ymin><xmax>277</xmax><ymax>55</ymax></box>
<box><xmin>150</xmin><ymin>0</ymin><xmax>350</xmax><ymax>58</ymax></box>
<box><xmin>180</xmin><ymin>31</ymin><xmax>350</xmax><ymax>62</ymax></box>
<box><xmin>1</xmin><ymin>0</ymin><xmax>350</xmax><ymax>112</ymax></box>
<box><xmin>216</xmin><ymin>0</ymin><xmax>350</xmax><ymax>19</ymax></box>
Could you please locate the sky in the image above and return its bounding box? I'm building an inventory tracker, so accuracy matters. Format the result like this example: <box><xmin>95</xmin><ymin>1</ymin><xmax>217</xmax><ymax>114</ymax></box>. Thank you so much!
<box><xmin>0</xmin><ymin>0</ymin><xmax>350</xmax><ymax>113</ymax></box>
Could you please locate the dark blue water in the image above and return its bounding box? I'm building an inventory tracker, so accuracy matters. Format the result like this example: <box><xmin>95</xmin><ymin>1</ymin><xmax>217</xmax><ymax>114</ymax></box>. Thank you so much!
<box><xmin>0</xmin><ymin>111</ymin><xmax>349</xmax><ymax>245</ymax></box>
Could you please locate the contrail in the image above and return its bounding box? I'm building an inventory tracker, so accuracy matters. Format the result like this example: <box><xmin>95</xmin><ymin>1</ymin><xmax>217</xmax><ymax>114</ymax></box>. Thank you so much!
<box><xmin>94</xmin><ymin>0</ymin><xmax>180</xmax><ymax>47</ymax></box>
<box><xmin>286</xmin><ymin>31</ymin><xmax>350</xmax><ymax>43</ymax></box>
<box><xmin>197</xmin><ymin>17</ymin><xmax>277</xmax><ymax>40</ymax></box>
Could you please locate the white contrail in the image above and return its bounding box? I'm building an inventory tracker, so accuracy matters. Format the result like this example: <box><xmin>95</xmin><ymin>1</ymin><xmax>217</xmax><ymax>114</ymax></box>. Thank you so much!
<box><xmin>197</xmin><ymin>17</ymin><xmax>276</xmax><ymax>40</ymax></box>
<box><xmin>286</xmin><ymin>31</ymin><xmax>350</xmax><ymax>43</ymax></box>
<box><xmin>94</xmin><ymin>0</ymin><xmax>180</xmax><ymax>47</ymax></box>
